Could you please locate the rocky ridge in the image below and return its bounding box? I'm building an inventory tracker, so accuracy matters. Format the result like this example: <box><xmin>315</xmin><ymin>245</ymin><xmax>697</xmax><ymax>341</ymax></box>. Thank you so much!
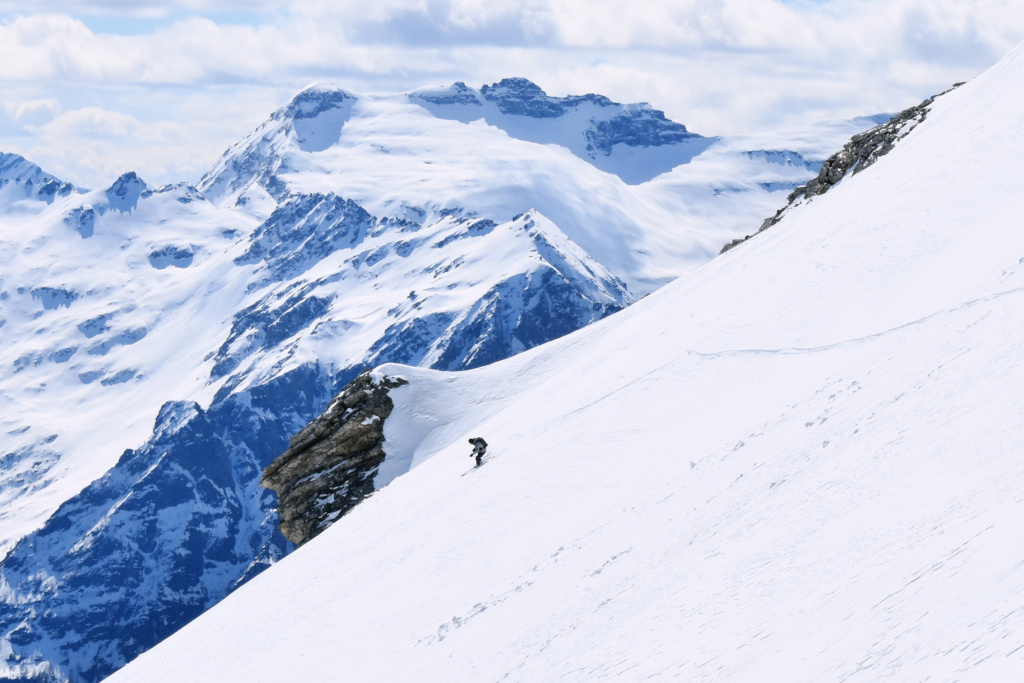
<box><xmin>720</xmin><ymin>84</ymin><xmax>964</xmax><ymax>254</ymax></box>
<box><xmin>0</xmin><ymin>153</ymin><xmax>76</xmax><ymax>204</ymax></box>
<box><xmin>261</xmin><ymin>371</ymin><xmax>408</xmax><ymax>546</ymax></box>
<box><xmin>410</xmin><ymin>77</ymin><xmax>713</xmax><ymax>184</ymax></box>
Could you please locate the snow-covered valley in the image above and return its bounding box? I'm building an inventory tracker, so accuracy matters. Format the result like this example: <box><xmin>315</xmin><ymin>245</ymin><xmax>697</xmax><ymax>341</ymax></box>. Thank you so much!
<box><xmin>101</xmin><ymin>42</ymin><xmax>1024</xmax><ymax>682</ymax></box>
<box><xmin>0</xmin><ymin>77</ymin><xmax>886</xmax><ymax>681</ymax></box>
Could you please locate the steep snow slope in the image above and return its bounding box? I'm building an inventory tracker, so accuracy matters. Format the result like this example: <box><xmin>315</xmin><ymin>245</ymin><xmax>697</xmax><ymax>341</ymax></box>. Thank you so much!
<box><xmin>111</xmin><ymin>45</ymin><xmax>1024</xmax><ymax>681</ymax></box>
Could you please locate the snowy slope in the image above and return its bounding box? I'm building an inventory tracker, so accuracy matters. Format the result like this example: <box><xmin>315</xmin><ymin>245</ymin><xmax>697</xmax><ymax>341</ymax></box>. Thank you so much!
<box><xmin>110</xmin><ymin>45</ymin><xmax>1024</xmax><ymax>681</ymax></box>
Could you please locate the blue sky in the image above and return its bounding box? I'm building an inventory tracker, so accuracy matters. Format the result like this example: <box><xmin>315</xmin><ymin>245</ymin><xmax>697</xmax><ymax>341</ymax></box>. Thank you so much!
<box><xmin>0</xmin><ymin>0</ymin><xmax>1021</xmax><ymax>188</ymax></box>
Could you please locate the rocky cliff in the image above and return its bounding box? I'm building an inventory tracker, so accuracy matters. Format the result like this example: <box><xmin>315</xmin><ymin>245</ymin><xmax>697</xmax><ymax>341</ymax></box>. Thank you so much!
<box><xmin>261</xmin><ymin>371</ymin><xmax>408</xmax><ymax>546</ymax></box>
<box><xmin>720</xmin><ymin>84</ymin><xmax>964</xmax><ymax>254</ymax></box>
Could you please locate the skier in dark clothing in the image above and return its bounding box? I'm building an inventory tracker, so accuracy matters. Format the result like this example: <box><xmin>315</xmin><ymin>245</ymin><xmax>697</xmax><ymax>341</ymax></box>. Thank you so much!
<box><xmin>469</xmin><ymin>437</ymin><xmax>488</xmax><ymax>466</ymax></box>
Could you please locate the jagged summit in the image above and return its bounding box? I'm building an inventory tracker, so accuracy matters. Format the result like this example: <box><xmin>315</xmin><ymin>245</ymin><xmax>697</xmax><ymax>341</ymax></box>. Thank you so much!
<box><xmin>198</xmin><ymin>84</ymin><xmax>358</xmax><ymax>204</ymax></box>
<box><xmin>0</xmin><ymin>152</ymin><xmax>77</xmax><ymax>205</ymax></box>
<box><xmin>276</xmin><ymin>85</ymin><xmax>357</xmax><ymax>153</ymax></box>
<box><xmin>479</xmin><ymin>77</ymin><xmax>615</xmax><ymax>117</ymax></box>
<box><xmin>105</xmin><ymin>171</ymin><xmax>150</xmax><ymax>213</ymax></box>
<box><xmin>277</xmin><ymin>84</ymin><xmax>356</xmax><ymax>120</ymax></box>
<box><xmin>411</xmin><ymin>77</ymin><xmax>709</xmax><ymax>183</ymax></box>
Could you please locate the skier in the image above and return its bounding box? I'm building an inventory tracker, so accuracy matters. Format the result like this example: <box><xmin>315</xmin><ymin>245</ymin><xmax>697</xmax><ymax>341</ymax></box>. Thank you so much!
<box><xmin>468</xmin><ymin>437</ymin><xmax>488</xmax><ymax>467</ymax></box>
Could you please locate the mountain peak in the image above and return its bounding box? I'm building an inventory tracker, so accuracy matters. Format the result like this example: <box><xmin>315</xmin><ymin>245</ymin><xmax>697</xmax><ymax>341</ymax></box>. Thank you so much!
<box><xmin>105</xmin><ymin>171</ymin><xmax>149</xmax><ymax>213</ymax></box>
<box><xmin>478</xmin><ymin>77</ymin><xmax>613</xmax><ymax>118</ymax></box>
<box><xmin>278</xmin><ymin>84</ymin><xmax>357</xmax><ymax>122</ymax></box>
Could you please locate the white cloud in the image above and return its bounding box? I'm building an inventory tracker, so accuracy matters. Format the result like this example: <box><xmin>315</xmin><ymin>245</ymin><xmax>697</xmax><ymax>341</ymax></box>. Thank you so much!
<box><xmin>2</xmin><ymin>98</ymin><xmax>61</xmax><ymax>126</ymax></box>
<box><xmin>0</xmin><ymin>0</ymin><xmax>1021</xmax><ymax>186</ymax></box>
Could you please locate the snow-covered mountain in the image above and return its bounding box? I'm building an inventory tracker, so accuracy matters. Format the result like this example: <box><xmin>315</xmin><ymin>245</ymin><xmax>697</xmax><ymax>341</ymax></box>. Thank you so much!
<box><xmin>107</xmin><ymin>44</ymin><xmax>1024</xmax><ymax>681</ymax></box>
<box><xmin>198</xmin><ymin>78</ymin><xmax>877</xmax><ymax>291</ymax></box>
<box><xmin>0</xmin><ymin>79</ymin><xmax>886</xmax><ymax>681</ymax></box>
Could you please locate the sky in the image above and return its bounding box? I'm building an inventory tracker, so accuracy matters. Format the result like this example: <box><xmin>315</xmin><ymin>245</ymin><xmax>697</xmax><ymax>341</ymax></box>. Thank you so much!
<box><xmin>0</xmin><ymin>0</ymin><xmax>1022</xmax><ymax>189</ymax></box>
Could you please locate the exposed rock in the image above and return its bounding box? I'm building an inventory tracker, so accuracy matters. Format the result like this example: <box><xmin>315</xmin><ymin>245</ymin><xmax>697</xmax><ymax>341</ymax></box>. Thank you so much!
<box><xmin>30</xmin><ymin>286</ymin><xmax>78</xmax><ymax>310</ymax></box>
<box><xmin>148</xmin><ymin>245</ymin><xmax>194</xmax><ymax>269</ymax></box>
<box><xmin>721</xmin><ymin>84</ymin><xmax>962</xmax><ymax>254</ymax></box>
<box><xmin>0</xmin><ymin>152</ymin><xmax>77</xmax><ymax>204</ymax></box>
<box><xmin>261</xmin><ymin>371</ymin><xmax>408</xmax><ymax>545</ymax></box>
<box><xmin>480</xmin><ymin>77</ymin><xmax>613</xmax><ymax>118</ymax></box>
<box><xmin>106</xmin><ymin>171</ymin><xmax>149</xmax><ymax>213</ymax></box>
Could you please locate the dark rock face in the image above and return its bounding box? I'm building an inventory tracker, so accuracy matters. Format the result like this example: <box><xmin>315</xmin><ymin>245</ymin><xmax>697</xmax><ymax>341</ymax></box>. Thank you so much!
<box><xmin>262</xmin><ymin>371</ymin><xmax>408</xmax><ymax>546</ymax></box>
<box><xmin>477</xmin><ymin>77</ymin><xmax>700</xmax><ymax>153</ymax></box>
<box><xmin>30</xmin><ymin>287</ymin><xmax>78</xmax><ymax>310</ymax></box>
<box><xmin>415</xmin><ymin>81</ymin><xmax>483</xmax><ymax>107</ymax></box>
<box><xmin>0</xmin><ymin>153</ymin><xmax>76</xmax><ymax>205</ymax></box>
<box><xmin>148</xmin><ymin>245</ymin><xmax>194</xmax><ymax>269</ymax></box>
<box><xmin>415</xmin><ymin>77</ymin><xmax>710</xmax><ymax>183</ymax></box>
<box><xmin>77</xmin><ymin>314</ymin><xmax>112</xmax><ymax>338</ymax></box>
<box><xmin>721</xmin><ymin>86</ymin><xmax>959</xmax><ymax>254</ymax></box>
<box><xmin>431</xmin><ymin>265</ymin><xmax>625</xmax><ymax>370</ymax></box>
<box><xmin>105</xmin><ymin>172</ymin><xmax>149</xmax><ymax>213</ymax></box>
<box><xmin>63</xmin><ymin>207</ymin><xmax>95</xmax><ymax>238</ymax></box>
<box><xmin>86</xmin><ymin>326</ymin><xmax>147</xmax><ymax>356</ymax></box>
<box><xmin>480</xmin><ymin>77</ymin><xmax>613</xmax><ymax>118</ymax></box>
<box><xmin>210</xmin><ymin>283</ymin><xmax>332</xmax><ymax>380</ymax></box>
<box><xmin>585</xmin><ymin>109</ymin><xmax>698</xmax><ymax>155</ymax></box>
<box><xmin>235</xmin><ymin>193</ymin><xmax>373</xmax><ymax>285</ymax></box>
<box><xmin>282</xmin><ymin>87</ymin><xmax>354</xmax><ymax>122</ymax></box>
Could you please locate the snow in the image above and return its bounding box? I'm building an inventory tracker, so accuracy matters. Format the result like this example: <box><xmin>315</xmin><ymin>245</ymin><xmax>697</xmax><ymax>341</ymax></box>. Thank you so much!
<box><xmin>109</xmin><ymin>43</ymin><xmax>1024</xmax><ymax>681</ymax></box>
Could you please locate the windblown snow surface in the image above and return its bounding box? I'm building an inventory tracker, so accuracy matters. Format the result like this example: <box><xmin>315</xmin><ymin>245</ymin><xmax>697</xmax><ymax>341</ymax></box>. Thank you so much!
<box><xmin>111</xmin><ymin>45</ymin><xmax>1024</xmax><ymax>681</ymax></box>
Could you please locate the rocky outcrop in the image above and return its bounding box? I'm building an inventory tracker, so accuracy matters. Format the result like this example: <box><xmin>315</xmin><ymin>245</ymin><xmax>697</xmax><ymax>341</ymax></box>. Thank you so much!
<box><xmin>261</xmin><ymin>371</ymin><xmax>408</xmax><ymax>545</ymax></box>
<box><xmin>721</xmin><ymin>83</ymin><xmax>964</xmax><ymax>254</ymax></box>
